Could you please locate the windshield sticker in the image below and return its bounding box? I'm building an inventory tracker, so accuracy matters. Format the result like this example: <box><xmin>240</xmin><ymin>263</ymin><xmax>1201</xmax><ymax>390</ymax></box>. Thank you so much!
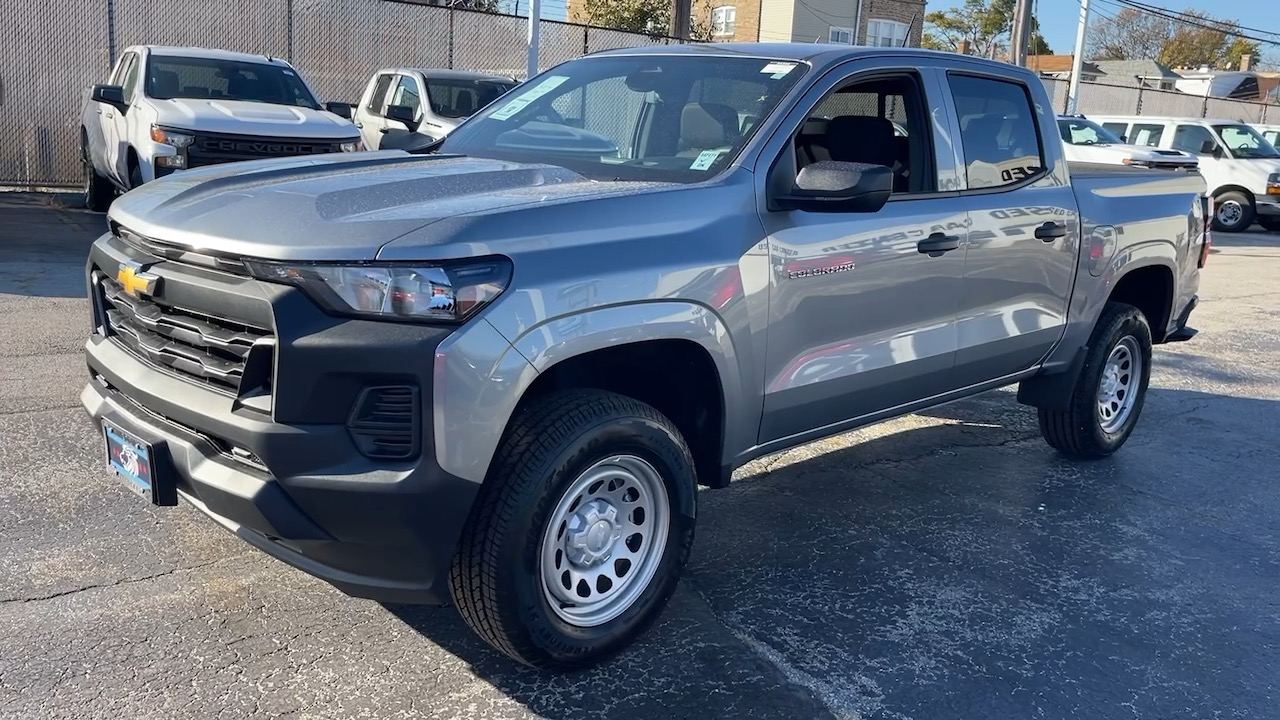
<box><xmin>689</xmin><ymin>149</ymin><xmax>724</xmax><ymax>171</ymax></box>
<box><xmin>760</xmin><ymin>62</ymin><xmax>797</xmax><ymax>79</ymax></box>
<box><xmin>489</xmin><ymin>75</ymin><xmax>569</xmax><ymax>120</ymax></box>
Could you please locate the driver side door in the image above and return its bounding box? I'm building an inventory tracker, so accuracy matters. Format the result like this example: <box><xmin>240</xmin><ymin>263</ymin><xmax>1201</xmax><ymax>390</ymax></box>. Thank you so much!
<box><xmin>105</xmin><ymin>52</ymin><xmax>140</xmax><ymax>187</ymax></box>
<box><xmin>354</xmin><ymin>73</ymin><xmax>394</xmax><ymax>150</ymax></box>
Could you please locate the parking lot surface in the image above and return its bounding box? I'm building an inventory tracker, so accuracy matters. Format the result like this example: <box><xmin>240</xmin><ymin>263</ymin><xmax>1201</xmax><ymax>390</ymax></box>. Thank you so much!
<box><xmin>1</xmin><ymin>193</ymin><xmax>1277</xmax><ymax>719</ymax></box>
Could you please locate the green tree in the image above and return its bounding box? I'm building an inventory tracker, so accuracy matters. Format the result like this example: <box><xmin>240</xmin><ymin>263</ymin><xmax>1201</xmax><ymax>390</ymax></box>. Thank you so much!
<box><xmin>923</xmin><ymin>0</ymin><xmax>1051</xmax><ymax>58</ymax></box>
<box><xmin>573</xmin><ymin>0</ymin><xmax>713</xmax><ymax>39</ymax></box>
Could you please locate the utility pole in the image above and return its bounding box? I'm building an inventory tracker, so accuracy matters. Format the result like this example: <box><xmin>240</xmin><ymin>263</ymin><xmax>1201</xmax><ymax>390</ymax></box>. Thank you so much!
<box><xmin>671</xmin><ymin>0</ymin><xmax>691</xmax><ymax>40</ymax></box>
<box><xmin>1009</xmin><ymin>0</ymin><xmax>1032</xmax><ymax>66</ymax></box>
<box><xmin>526</xmin><ymin>0</ymin><xmax>541</xmax><ymax>80</ymax></box>
<box><xmin>1066</xmin><ymin>0</ymin><xmax>1090</xmax><ymax>114</ymax></box>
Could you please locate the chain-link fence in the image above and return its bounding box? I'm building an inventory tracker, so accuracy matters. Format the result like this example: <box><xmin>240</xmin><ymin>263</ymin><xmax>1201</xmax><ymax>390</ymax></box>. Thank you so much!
<box><xmin>1041</xmin><ymin>78</ymin><xmax>1276</xmax><ymax>124</ymax></box>
<box><xmin>0</xmin><ymin>0</ymin><xmax>684</xmax><ymax>189</ymax></box>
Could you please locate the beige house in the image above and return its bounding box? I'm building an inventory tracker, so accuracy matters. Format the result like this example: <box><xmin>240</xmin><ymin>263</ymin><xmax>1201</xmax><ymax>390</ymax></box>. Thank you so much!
<box><xmin>692</xmin><ymin>0</ymin><xmax>926</xmax><ymax>46</ymax></box>
<box><xmin>567</xmin><ymin>0</ymin><xmax>926</xmax><ymax>47</ymax></box>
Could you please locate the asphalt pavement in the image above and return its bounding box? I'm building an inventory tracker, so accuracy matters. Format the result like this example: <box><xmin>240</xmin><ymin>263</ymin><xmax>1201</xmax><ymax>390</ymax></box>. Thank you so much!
<box><xmin>1</xmin><ymin>193</ymin><xmax>1277</xmax><ymax>719</ymax></box>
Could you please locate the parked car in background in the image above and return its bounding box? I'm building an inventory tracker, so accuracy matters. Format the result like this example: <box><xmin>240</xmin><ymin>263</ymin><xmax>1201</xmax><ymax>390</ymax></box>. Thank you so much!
<box><xmin>353</xmin><ymin>68</ymin><xmax>518</xmax><ymax>151</ymax></box>
<box><xmin>1091</xmin><ymin>115</ymin><xmax>1280</xmax><ymax>232</ymax></box>
<box><xmin>1057</xmin><ymin>115</ymin><xmax>1198</xmax><ymax>170</ymax></box>
<box><xmin>84</xmin><ymin>44</ymin><xmax>1208</xmax><ymax>670</ymax></box>
<box><xmin>80</xmin><ymin>45</ymin><xmax>361</xmax><ymax>212</ymax></box>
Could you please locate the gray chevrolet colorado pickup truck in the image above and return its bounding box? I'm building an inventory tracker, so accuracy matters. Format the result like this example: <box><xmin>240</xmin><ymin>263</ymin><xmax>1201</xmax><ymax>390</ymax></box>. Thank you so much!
<box><xmin>82</xmin><ymin>44</ymin><xmax>1208</xmax><ymax>669</ymax></box>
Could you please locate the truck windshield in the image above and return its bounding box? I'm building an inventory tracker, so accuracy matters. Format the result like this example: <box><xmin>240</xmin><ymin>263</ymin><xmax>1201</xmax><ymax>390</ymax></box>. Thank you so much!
<box><xmin>1214</xmin><ymin>124</ymin><xmax>1280</xmax><ymax>159</ymax></box>
<box><xmin>145</xmin><ymin>56</ymin><xmax>321</xmax><ymax>110</ymax></box>
<box><xmin>426</xmin><ymin>77</ymin><xmax>518</xmax><ymax>119</ymax></box>
<box><xmin>1058</xmin><ymin>118</ymin><xmax>1124</xmax><ymax>145</ymax></box>
<box><xmin>438</xmin><ymin>54</ymin><xmax>809</xmax><ymax>183</ymax></box>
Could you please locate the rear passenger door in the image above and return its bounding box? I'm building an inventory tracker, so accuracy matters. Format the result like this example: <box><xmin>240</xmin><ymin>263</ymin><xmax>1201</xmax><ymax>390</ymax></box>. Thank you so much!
<box><xmin>946</xmin><ymin>72</ymin><xmax>1080</xmax><ymax>386</ymax></box>
<box><xmin>354</xmin><ymin>72</ymin><xmax>395</xmax><ymax>149</ymax></box>
<box><xmin>756</xmin><ymin>61</ymin><xmax>972</xmax><ymax>443</ymax></box>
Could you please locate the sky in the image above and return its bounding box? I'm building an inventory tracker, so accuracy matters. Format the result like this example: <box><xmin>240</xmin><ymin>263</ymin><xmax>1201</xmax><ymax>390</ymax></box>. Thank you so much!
<box><xmin>931</xmin><ymin>0</ymin><xmax>1280</xmax><ymax>59</ymax></box>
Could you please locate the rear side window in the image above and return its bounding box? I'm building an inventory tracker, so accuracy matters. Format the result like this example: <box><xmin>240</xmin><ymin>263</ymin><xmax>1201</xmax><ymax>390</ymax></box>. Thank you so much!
<box><xmin>1100</xmin><ymin>122</ymin><xmax>1128</xmax><ymax>139</ymax></box>
<box><xmin>1130</xmin><ymin>123</ymin><xmax>1165</xmax><ymax>146</ymax></box>
<box><xmin>1171</xmin><ymin>124</ymin><xmax>1215</xmax><ymax>154</ymax></box>
<box><xmin>947</xmin><ymin>74</ymin><xmax>1045</xmax><ymax>190</ymax></box>
<box><xmin>367</xmin><ymin>74</ymin><xmax>394</xmax><ymax>116</ymax></box>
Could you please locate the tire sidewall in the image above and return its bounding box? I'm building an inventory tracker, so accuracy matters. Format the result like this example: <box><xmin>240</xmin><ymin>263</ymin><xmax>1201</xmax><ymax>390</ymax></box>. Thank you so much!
<box><xmin>505</xmin><ymin>416</ymin><xmax>696</xmax><ymax>664</ymax></box>
<box><xmin>1081</xmin><ymin>309</ymin><xmax>1153</xmax><ymax>453</ymax></box>
<box><xmin>1212</xmin><ymin>192</ymin><xmax>1254</xmax><ymax>233</ymax></box>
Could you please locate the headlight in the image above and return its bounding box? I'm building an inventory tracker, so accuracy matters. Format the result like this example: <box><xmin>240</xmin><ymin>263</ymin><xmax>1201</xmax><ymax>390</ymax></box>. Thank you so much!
<box><xmin>245</xmin><ymin>257</ymin><xmax>512</xmax><ymax>323</ymax></box>
<box><xmin>150</xmin><ymin>125</ymin><xmax>194</xmax><ymax>148</ymax></box>
<box><xmin>340</xmin><ymin>139</ymin><xmax>363</xmax><ymax>152</ymax></box>
<box><xmin>1267</xmin><ymin>173</ymin><xmax>1280</xmax><ymax>195</ymax></box>
<box><xmin>1121</xmin><ymin>158</ymin><xmax>1150</xmax><ymax>167</ymax></box>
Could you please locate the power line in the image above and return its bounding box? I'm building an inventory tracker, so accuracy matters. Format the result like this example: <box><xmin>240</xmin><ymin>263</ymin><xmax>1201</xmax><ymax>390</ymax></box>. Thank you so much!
<box><xmin>1114</xmin><ymin>0</ymin><xmax>1280</xmax><ymax>41</ymax></box>
<box><xmin>1097</xmin><ymin>0</ymin><xmax>1280</xmax><ymax>47</ymax></box>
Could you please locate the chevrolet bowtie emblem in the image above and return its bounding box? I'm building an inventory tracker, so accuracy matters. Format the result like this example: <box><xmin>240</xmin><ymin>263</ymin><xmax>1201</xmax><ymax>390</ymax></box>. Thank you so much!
<box><xmin>117</xmin><ymin>261</ymin><xmax>160</xmax><ymax>298</ymax></box>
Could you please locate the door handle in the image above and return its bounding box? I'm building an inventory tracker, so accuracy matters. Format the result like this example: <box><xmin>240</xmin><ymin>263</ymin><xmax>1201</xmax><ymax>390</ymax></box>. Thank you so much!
<box><xmin>1035</xmin><ymin>221</ymin><xmax>1068</xmax><ymax>241</ymax></box>
<box><xmin>917</xmin><ymin>233</ymin><xmax>960</xmax><ymax>257</ymax></box>
<box><xmin>354</xmin><ymin>122</ymin><xmax>363</xmax><ymax>128</ymax></box>
<box><xmin>379</xmin><ymin>127</ymin><xmax>390</xmax><ymax>133</ymax></box>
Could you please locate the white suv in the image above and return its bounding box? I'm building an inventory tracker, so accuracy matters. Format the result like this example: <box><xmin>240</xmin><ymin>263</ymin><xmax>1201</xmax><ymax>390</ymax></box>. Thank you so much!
<box><xmin>80</xmin><ymin>45</ymin><xmax>361</xmax><ymax>211</ymax></box>
<box><xmin>1091</xmin><ymin>115</ymin><xmax>1280</xmax><ymax>233</ymax></box>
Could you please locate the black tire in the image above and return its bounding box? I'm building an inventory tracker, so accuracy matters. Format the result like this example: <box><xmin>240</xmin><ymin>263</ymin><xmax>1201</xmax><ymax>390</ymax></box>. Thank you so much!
<box><xmin>128</xmin><ymin>160</ymin><xmax>144</xmax><ymax>191</ymax></box>
<box><xmin>81</xmin><ymin>132</ymin><xmax>114</xmax><ymax>213</ymax></box>
<box><xmin>1211</xmin><ymin>190</ymin><xmax>1255</xmax><ymax>233</ymax></box>
<box><xmin>1258</xmin><ymin>216</ymin><xmax>1280</xmax><ymax>233</ymax></box>
<box><xmin>449</xmin><ymin>389</ymin><xmax>697</xmax><ymax>670</ymax></box>
<box><xmin>1038</xmin><ymin>302</ymin><xmax>1153</xmax><ymax>459</ymax></box>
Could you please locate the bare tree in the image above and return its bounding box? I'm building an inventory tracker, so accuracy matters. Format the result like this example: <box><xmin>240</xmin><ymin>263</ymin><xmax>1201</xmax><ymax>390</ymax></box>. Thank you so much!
<box><xmin>1088</xmin><ymin>8</ymin><xmax>1171</xmax><ymax>60</ymax></box>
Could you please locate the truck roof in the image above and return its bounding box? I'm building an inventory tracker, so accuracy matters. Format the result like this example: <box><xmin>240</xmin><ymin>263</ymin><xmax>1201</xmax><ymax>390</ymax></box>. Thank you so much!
<box><xmin>126</xmin><ymin>45</ymin><xmax>291</xmax><ymax>66</ymax></box>
<box><xmin>590</xmin><ymin>42</ymin><xmax>1030</xmax><ymax>74</ymax></box>
<box><xmin>1083</xmin><ymin>114</ymin><xmax>1254</xmax><ymax>125</ymax></box>
<box><xmin>374</xmin><ymin>68</ymin><xmax>516</xmax><ymax>82</ymax></box>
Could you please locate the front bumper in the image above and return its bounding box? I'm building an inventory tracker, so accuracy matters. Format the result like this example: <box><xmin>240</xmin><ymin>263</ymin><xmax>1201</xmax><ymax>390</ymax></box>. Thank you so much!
<box><xmin>81</xmin><ymin>235</ymin><xmax>480</xmax><ymax>605</ymax></box>
<box><xmin>1256</xmin><ymin>194</ymin><xmax>1280</xmax><ymax>217</ymax></box>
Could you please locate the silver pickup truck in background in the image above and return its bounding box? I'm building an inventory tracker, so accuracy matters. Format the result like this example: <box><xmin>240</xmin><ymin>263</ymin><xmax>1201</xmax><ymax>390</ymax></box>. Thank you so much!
<box><xmin>82</xmin><ymin>44</ymin><xmax>1208</xmax><ymax>670</ymax></box>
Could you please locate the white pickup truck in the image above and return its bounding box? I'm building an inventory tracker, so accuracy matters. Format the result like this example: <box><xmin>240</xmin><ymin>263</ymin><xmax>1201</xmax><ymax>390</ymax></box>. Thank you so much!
<box><xmin>80</xmin><ymin>45</ymin><xmax>362</xmax><ymax>212</ymax></box>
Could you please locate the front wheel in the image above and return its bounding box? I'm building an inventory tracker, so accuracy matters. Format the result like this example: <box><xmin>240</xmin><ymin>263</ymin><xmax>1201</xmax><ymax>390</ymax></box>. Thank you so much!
<box><xmin>81</xmin><ymin>133</ymin><xmax>114</xmax><ymax>212</ymax></box>
<box><xmin>1038</xmin><ymin>302</ymin><xmax>1153</xmax><ymax>458</ymax></box>
<box><xmin>1211</xmin><ymin>190</ymin><xmax>1255</xmax><ymax>233</ymax></box>
<box><xmin>449</xmin><ymin>390</ymin><xmax>697</xmax><ymax>669</ymax></box>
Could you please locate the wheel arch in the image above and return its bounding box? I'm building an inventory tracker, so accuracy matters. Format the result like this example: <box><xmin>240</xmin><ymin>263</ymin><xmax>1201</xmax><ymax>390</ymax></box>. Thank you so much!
<box><xmin>1107</xmin><ymin>261</ymin><xmax>1175</xmax><ymax>343</ymax></box>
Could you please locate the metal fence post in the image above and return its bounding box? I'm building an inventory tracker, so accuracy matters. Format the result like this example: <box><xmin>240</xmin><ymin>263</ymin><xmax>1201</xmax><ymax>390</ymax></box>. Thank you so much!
<box><xmin>583</xmin><ymin>25</ymin><xmax>589</xmax><ymax>54</ymax></box>
<box><xmin>448</xmin><ymin>6</ymin><xmax>455</xmax><ymax>70</ymax></box>
<box><xmin>1134</xmin><ymin>84</ymin><xmax>1143</xmax><ymax>115</ymax></box>
<box><xmin>286</xmin><ymin>0</ymin><xmax>294</xmax><ymax>62</ymax></box>
<box><xmin>107</xmin><ymin>0</ymin><xmax>117</xmax><ymax>68</ymax></box>
<box><xmin>1200</xmin><ymin>93</ymin><xmax>1208</xmax><ymax>119</ymax></box>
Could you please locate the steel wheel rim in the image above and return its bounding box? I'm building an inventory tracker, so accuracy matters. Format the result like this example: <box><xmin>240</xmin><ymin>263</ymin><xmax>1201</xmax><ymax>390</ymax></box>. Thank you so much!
<box><xmin>1217</xmin><ymin>201</ymin><xmax>1242</xmax><ymax>225</ymax></box>
<box><xmin>539</xmin><ymin>454</ymin><xmax>670</xmax><ymax>628</ymax></box>
<box><xmin>1096</xmin><ymin>336</ymin><xmax>1142</xmax><ymax>434</ymax></box>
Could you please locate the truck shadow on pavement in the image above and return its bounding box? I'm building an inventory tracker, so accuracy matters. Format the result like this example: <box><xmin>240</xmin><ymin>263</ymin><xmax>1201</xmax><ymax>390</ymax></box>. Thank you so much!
<box><xmin>382</xmin><ymin>386</ymin><xmax>1280</xmax><ymax>720</ymax></box>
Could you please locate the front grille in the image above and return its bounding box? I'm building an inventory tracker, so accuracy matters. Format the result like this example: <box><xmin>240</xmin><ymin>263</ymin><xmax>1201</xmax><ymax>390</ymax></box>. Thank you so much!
<box><xmin>97</xmin><ymin>272</ymin><xmax>274</xmax><ymax>395</ymax></box>
<box><xmin>187</xmin><ymin>131</ymin><xmax>346</xmax><ymax>168</ymax></box>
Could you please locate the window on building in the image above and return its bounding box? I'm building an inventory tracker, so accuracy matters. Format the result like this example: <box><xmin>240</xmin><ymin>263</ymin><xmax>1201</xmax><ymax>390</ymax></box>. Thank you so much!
<box><xmin>829</xmin><ymin>26</ymin><xmax>854</xmax><ymax>44</ymax></box>
<box><xmin>866</xmin><ymin>19</ymin><xmax>909</xmax><ymax>47</ymax></box>
<box><xmin>711</xmin><ymin>6</ymin><xmax>736</xmax><ymax>36</ymax></box>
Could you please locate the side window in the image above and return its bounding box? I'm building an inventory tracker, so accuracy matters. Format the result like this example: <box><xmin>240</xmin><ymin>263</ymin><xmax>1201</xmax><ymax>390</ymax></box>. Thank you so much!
<box><xmin>1100</xmin><ymin>122</ymin><xmax>1129</xmax><ymax>140</ymax></box>
<box><xmin>1171</xmin><ymin>125</ymin><xmax>1215</xmax><ymax>154</ymax></box>
<box><xmin>1266</xmin><ymin>130</ymin><xmax>1279</xmax><ymax>147</ymax></box>
<box><xmin>1130</xmin><ymin>123</ymin><xmax>1164</xmax><ymax>146</ymax></box>
<box><xmin>120</xmin><ymin>55</ymin><xmax>142</xmax><ymax>104</ymax></box>
<box><xmin>795</xmin><ymin>72</ymin><xmax>935</xmax><ymax>194</ymax></box>
<box><xmin>947</xmin><ymin>73</ymin><xmax>1045</xmax><ymax>191</ymax></box>
<box><xmin>390</xmin><ymin>75</ymin><xmax>422</xmax><ymax>114</ymax></box>
<box><xmin>366</xmin><ymin>74</ymin><xmax>395</xmax><ymax>116</ymax></box>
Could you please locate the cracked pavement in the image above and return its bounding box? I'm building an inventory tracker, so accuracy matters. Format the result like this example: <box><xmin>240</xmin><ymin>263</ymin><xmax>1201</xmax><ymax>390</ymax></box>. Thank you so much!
<box><xmin>2</xmin><ymin>194</ymin><xmax>1278</xmax><ymax>719</ymax></box>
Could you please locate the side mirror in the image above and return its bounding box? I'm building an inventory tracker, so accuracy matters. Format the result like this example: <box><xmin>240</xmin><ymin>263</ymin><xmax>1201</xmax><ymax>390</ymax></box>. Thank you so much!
<box><xmin>773</xmin><ymin>161</ymin><xmax>893</xmax><ymax>214</ymax></box>
<box><xmin>1117</xmin><ymin>134</ymin><xmax>1127</xmax><ymax>143</ymax></box>
<box><xmin>325</xmin><ymin>101</ymin><xmax>353</xmax><ymax>119</ymax></box>
<box><xmin>1199</xmin><ymin>140</ymin><xmax>1223</xmax><ymax>158</ymax></box>
<box><xmin>386</xmin><ymin>104</ymin><xmax>420</xmax><ymax>132</ymax></box>
<box><xmin>91</xmin><ymin>84</ymin><xmax>127</xmax><ymax>112</ymax></box>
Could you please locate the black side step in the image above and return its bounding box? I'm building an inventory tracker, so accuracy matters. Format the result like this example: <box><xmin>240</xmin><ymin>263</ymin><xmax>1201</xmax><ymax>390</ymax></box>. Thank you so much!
<box><xmin>1166</xmin><ymin>325</ymin><xmax>1198</xmax><ymax>343</ymax></box>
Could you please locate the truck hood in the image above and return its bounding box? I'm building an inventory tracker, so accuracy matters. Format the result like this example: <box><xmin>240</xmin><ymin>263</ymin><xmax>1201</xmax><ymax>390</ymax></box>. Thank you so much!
<box><xmin>107</xmin><ymin>151</ymin><xmax>672</xmax><ymax>261</ymax></box>
<box><xmin>1064</xmin><ymin>142</ymin><xmax>1198</xmax><ymax>166</ymax></box>
<box><xmin>147</xmin><ymin>98</ymin><xmax>358</xmax><ymax>140</ymax></box>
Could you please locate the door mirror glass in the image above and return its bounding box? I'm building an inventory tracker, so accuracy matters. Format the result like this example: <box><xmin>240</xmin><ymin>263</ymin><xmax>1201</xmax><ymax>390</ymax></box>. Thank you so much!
<box><xmin>1199</xmin><ymin>139</ymin><xmax>1220</xmax><ymax>157</ymax></box>
<box><xmin>325</xmin><ymin>101</ymin><xmax>353</xmax><ymax>119</ymax></box>
<box><xmin>92</xmin><ymin>84</ymin><xmax>127</xmax><ymax>111</ymax></box>
<box><xmin>1117</xmin><ymin>134</ymin><xmax>1127</xmax><ymax>143</ymax></box>
<box><xmin>386</xmin><ymin>104</ymin><xmax>420</xmax><ymax>132</ymax></box>
<box><xmin>776</xmin><ymin>161</ymin><xmax>893</xmax><ymax>213</ymax></box>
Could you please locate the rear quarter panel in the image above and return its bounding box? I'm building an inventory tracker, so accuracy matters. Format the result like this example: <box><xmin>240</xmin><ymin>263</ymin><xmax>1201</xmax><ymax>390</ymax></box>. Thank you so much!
<box><xmin>1050</xmin><ymin>163</ymin><xmax>1205</xmax><ymax>364</ymax></box>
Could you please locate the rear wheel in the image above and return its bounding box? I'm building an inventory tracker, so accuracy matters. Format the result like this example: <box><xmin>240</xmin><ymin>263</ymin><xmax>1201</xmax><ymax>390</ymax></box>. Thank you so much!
<box><xmin>81</xmin><ymin>132</ymin><xmax>114</xmax><ymax>212</ymax></box>
<box><xmin>1258</xmin><ymin>216</ymin><xmax>1280</xmax><ymax>233</ymax></box>
<box><xmin>1038</xmin><ymin>302</ymin><xmax>1153</xmax><ymax>458</ymax></box>
<box><xmin>1211</xmin><ymin>190</ymin><xmax>1254</xmax><ymax>233</ymax></box>
<box><xmin>449</xmin><ymin>390</ymin><xmax>696</xmax><ymax>669</ymax></box>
